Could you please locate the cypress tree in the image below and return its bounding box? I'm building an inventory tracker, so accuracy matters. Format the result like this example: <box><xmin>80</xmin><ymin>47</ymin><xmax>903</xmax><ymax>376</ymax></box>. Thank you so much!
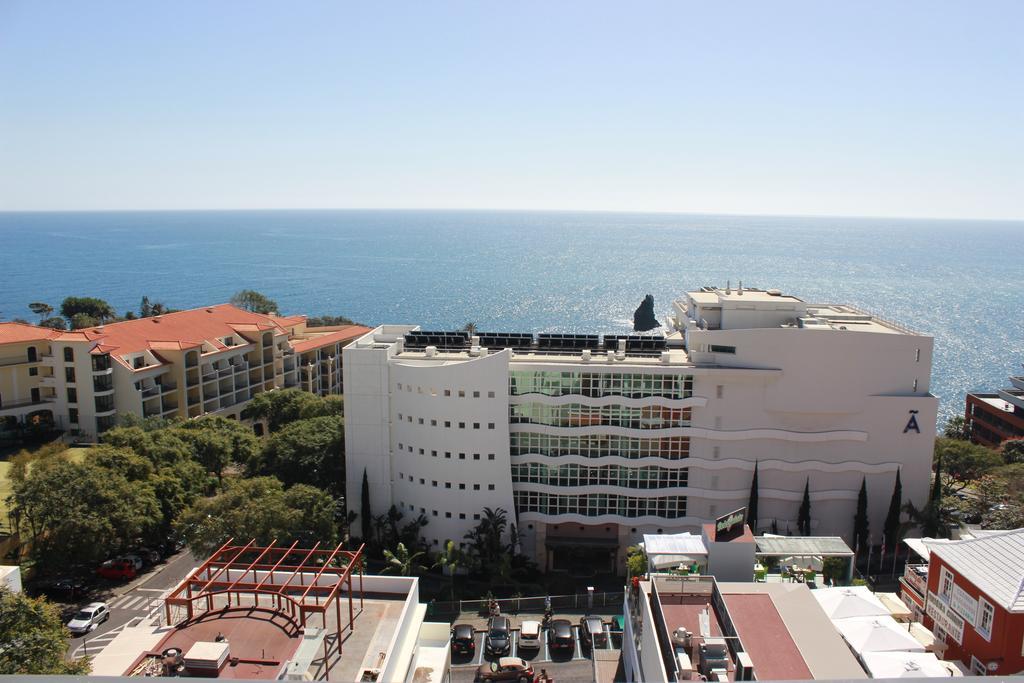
<box><xmin>798</xmin><ymin>478</ymin><xmax>812</xmax><ymax>536</ymax></box>
<box><xmin>747</xmin><ymin>461</ymin><xmax>759</xmax><ymax>534</ymax></box>
<box><xmin>922</xmin><ymin>455</ymin><xmax>943</xmax><ymax>537</ymax></box>
<box><xmin>361</xmin><ymin>469</ymin><xmax>372</xmax><ymax>543</ymax></box>
<box><xmin>883</xmin><ymin>469</ymin><xmax>903</xmax><ymax>553</ymax></box>
<box><xmin>853</xmin><ymin>477</ymin><xmax>869</xmax><ymax>555</ymax></box>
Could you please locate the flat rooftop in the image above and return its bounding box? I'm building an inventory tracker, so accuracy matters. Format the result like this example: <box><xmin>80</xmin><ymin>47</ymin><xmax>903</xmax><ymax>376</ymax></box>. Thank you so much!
<box><xmin>651</xmin><ymin>577</ymin><xmax>865</xmax><ymax>681</ymax></box>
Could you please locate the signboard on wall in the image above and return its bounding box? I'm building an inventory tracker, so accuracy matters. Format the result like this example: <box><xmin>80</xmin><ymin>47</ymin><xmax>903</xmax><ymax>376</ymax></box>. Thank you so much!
<box><xmin>714</xmin><ymin>507</ymin><xmax>747</xmax><ymax>541</ymax></box>
<box><xmin>927</xmin><ymin>593</ymin><xmax>965</xmax><ymax>645</ymax></box>
<box><xmin>949</xmin><ymin>584</ymin><xmax>978</xmax><ymax>626</ymax></box>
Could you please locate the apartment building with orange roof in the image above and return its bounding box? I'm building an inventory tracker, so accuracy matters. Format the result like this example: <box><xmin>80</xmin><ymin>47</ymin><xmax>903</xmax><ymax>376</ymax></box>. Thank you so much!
<box><xmin>0</xmin><ymin>305</ymin><xmax>369</xmax><ymax>441</ymax></box>
<box><xmin>0</xmin><ymin>323</ymin><xmax>64</xmax><ymax>437</ymax></box>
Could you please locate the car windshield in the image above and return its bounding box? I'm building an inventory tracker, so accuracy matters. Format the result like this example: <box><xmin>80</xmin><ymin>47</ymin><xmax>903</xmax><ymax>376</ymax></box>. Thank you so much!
<box><xmin>489</xmin><ymin>628</ymin><xmax>507</xmax><ymax>637</ymax></box>
<box><xmin>74</xmin><ymin>610</ymin><xmax>93</xmax><ymax>620</ymax></box>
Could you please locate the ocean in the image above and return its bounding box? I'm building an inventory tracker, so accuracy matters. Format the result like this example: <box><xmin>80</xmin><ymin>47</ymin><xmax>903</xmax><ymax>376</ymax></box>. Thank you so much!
<box><xmin>1</xmin><ymin>210</ymin><xmax>1021</xmax><ymax>423</ymax></box>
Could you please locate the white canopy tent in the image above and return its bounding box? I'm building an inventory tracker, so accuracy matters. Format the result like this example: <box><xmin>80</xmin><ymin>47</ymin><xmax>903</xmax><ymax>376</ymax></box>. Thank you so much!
<box><xmin>861</xmin><ymin>651</ymin><xmax>962</xmax><ymax>678</ymax></box>
<box><xmin>641</xmin><ymin>533</ymin><xmax>708</xmax><ymax>570</ymax></box>
<box><xmin>833</xmin><ymin>616</ymin><xmax>926</xmax><ymax>654</ymax></box>
<box><xmin>813</xmin><ymin>586</ymin><xmax>890</xmax><ymax>620</ymax></box>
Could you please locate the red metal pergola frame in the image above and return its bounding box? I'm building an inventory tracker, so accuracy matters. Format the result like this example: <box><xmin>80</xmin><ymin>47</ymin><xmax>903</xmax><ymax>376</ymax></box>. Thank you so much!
<box><xmin>164</xmin><ymin>539</ymin><xmax>365</xmax><ymax>657</ymax></box>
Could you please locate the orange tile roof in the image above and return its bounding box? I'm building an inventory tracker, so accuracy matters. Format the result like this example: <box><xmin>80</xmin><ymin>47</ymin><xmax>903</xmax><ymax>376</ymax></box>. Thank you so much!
<box><xmin>290</xmin><ymin>325</ymin><xmax>372</xmax><ymax>353</ymax></box>
<box><xmin>0</xmin><ymin>322</ymin><xmax>62</xmax><ymax>345</ymax></box>
<box><xmin>66</xmin><ymin>304</ymin><xmax>302</xmax><ymax>358</ymax></box>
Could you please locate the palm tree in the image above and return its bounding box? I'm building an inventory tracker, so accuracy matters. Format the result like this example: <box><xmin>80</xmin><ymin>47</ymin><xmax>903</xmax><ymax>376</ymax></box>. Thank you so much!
<box><xmin>463</xmin><ymin>322</ymin><xmax>477</xmax><ymax>335</ymax></box>
<box><xmin>28</xmin><ymin>302</ymin><xmax>53</xmax><ymax>323</ymax></box>
<box><xmin>383</xmin><ymin>542</ymin><xmax>426</xmax><ymax>576</ymax></box>
<box><xmin>434</xmin><ymin>540</ymin><xmax>463</xmax><ymax>600</ymax></box>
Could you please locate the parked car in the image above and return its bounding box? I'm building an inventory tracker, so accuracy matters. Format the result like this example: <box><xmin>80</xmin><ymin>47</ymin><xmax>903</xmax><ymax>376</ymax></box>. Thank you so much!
<box><xmin>133</xmin><ymin>547</ymin><xmax>162</xmax><ymax>565</ymax></box>
<box><xmin>579</xmin><ymin>615</ymin><xmax>606</xmax><ymax>650</ymax></box>
<box><xmin>66</xmin><ymin>602</ymin><xmax>109</xmax><ymax>636</ymax></box>
<box><xmin>548</xmin><ymin>618</ymin><xmax>574</xmax><ymax>652</ymax></box>
<box><xmin>121</xmin><ymin>555</ymin><xmax>144</xmax><ymax>571</ymax></box>
<box><xmin>485</xmin><ymin>616</ymin><xmax>511</xmax><ymax>656</ymax></box>
<box><xmin>476</xmin><ymin>657</ymin><xmax>534</xmax><ymax>682</ymax></box>
<box><xmin>518</xmin><ymin>619</ymin><xmax>541</xmax><ymax>650</ymax></box>
<box><xmin>452</xmin><ymin>623</ymin><xmax>476</xmax><ymax>655</ymax></box>
<box><xmin>97</xmin><ymin>559</ymin><xmax>137</xmax><ymax>581</ymax></box>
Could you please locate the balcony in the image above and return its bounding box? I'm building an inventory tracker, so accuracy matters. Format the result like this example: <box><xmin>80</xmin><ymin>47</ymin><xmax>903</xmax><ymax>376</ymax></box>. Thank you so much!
<box><xmin>0</xmin><ymin>397</ymin><xmax>55</xmax><ymax>416</ymax></box>
<box><xmin>160</xmin><ymin>381</ymin><xmax>178</xmax><ymax>393</ymax></box>
<box><xmin>902</xmin><ymin>563</ymin><xmax>928</xmax><ymax>597</ymax></box>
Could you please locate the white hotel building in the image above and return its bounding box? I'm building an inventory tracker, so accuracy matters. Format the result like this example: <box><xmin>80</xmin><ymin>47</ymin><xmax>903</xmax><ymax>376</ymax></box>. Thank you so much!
<box><xmin>344</xmin><ymin>286</ymin><xmax>936</xmax><ymax>572</ymax></box>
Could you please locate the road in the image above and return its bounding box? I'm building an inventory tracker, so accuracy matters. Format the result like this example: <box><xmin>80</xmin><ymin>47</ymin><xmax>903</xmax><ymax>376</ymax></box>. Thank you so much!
<box><xmin>66</xmin><ymin>549</ymin><xmax>199</xmax><ymax>660</ymax></box>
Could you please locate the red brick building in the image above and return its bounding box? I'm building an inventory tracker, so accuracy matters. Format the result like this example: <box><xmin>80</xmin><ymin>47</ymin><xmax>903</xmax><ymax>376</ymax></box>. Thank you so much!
<box><xmin>965</xmin><ymin>371</ymin><xmax>1024</xmax><ymax>449</ymax></box>
<box><xmin>918</xmin><ymin>530</ymin><xmax>1024</xmax><ymax>676</ymax></box>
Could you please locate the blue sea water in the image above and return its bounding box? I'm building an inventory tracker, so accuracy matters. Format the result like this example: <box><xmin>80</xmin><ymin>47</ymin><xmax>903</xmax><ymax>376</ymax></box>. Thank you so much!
<box><xmin>1</xmin><ymin>210</ymin><xmax>1021</xmax><ymax>423</ymax></box>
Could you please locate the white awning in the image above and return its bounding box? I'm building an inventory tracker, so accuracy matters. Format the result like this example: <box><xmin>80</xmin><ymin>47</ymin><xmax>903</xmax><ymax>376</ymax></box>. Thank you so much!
<box><xmin>832</xmin><ymin>616</ymin><xmax>926</xmax><ymax>654</ymax></box>
<box><xmin>861</xmin><ymin>651</ymin><xmax>962</xmax><ymax>678</ymax></box>
<box><xmin>812</xmin><ymin>586</ymin><xmax>889</xmax><ymax>620</ymax></box>
<box><xmin>641</xmin><ymin>533</ymin><xmax>707</xmax><ymax>569</ymax></box>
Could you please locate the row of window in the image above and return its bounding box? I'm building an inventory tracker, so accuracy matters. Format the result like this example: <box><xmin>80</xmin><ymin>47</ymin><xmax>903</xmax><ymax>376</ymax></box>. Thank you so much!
<box><xmin>513</xmin><ymin>491</ymin><xmax>687</xmax><ymax>518</ymax></box>
<box><xmin>396</xmin><ymin>442</ymin><xmax>497</xmax><ymax>461</ymax></box>
<box><xmin>398</xmin><ymin>500</ymin><xmax>483</xmax><ymax>526</ymax></box>
<box><xmin>510</xmin><ymin>433</ymin><xmax>690</xmax><ymax>459</ymax></box>
<box><xmin>509</xmin><ymin>371</ymin><xmax>693</xmax><ymax>400</ymax></box>
<box><xmin>396</xmin><ymin>413</ymin><xmax>496</xmax><ymax>430</ymax></box>
<box><xmin>395</xmin><ymin>382</ymin><xmax>497</xmax><ymax>399</ymax></box>
<box><xmin>511</xmin><ymin>463</ymin><xmax>688</xmax><ymax>489</ymax></box>
<box><xmin>938</xmin><ymin>566</ymin><xmax>996</xmax><ymax>641</ymax></box>
<box><xmin>398</xmin><ymin>472</ymin><xmax>497</xmax><ymax>492</ymax></box>
<box><xmin>509</xmin><ymin>403</ymin><xmax>690</xmax><ymax>430</ymax></box>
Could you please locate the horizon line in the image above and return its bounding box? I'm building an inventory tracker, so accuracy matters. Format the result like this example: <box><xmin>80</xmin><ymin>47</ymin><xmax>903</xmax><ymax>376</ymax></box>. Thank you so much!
<box><xmin>0</xmin><ymin>206</ymin><xmax>1022</xmax><ymax>223</ymax></box>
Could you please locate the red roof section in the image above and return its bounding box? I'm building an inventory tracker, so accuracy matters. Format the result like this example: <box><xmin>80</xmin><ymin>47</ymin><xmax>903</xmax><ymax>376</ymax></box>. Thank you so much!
<box><xmin>0</xmin><ymin>322</ymin><xmax>62</xmax><ymax>345</ymax></box>
<box><xmin>66</xmin><ymin>304</ymin><xmax>302</xmax><ymax>357</ymax></box>
<box><xmin>290</xmin><ymin>325</ymin><xmax>371</xmax><ymax>353</ymax></box>
<box><xmin>722</xmin><ymin>593</ymin><xmax>812</xmax><ymax>680</ymax></box>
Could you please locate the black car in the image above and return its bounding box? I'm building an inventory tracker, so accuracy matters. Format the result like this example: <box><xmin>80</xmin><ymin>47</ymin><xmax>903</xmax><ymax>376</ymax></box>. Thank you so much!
<box><xmin>452</xmin><ymin>623</ymin><xmax>476</xmax><ymax>655</ymax></box>
<box><xmin>485</xmin><ymin>616</ymin><xmax>511</xmax><ymax>656</ymax></box>
<box><xmin>548</xmin><ymin>618</ymin><xmax>574</xmax><ymax>652</ymax></box>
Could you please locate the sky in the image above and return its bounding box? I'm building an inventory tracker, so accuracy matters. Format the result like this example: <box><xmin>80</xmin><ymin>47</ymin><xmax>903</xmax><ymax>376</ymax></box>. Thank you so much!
<box><xmin>0</xmin><ymin>1</ymin><xmax>1021</xmax><ymax>219</ymax></box>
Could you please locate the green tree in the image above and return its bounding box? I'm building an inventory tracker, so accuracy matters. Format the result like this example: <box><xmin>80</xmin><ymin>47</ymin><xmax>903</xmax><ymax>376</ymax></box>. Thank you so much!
<box><xmin>38</xmin><ymin>317</ymin><xmax>67</xmax><ymax>330</ymax></box>
<box><xmin>69</xmin><ymin>313</ymin><xmax>99</xmax><ymax>329</ymax></box>
<box><xmin>747</xmin><ymin>461</ymin><xmax>759</xmax><ymax>534</ymax></box>
<box><xmin>0</xmin><ymin>587</ymin><xmax>90</xmax><ymax>675</ymax></box>
<box><xmin>251</xmin><ymin>415</ymin><xmax>344</xmax><ymax>494</ymax></box>
<box><xmin>360</xmin><ymin>469</ymin><xmax>372</xmax><ymax>544</ymax></box>
<box><xmin>625</xmin><ymin>545</ymin><xmax>648</xmax><ymax>578</ymax></box>
<box><xmin>852</xmin><ymin>477</ymin><xmax>869</xmax><ymax>556</ymax></box>
<box><xmin>140</xmin><ymin>296</ymin><xmax>152</xmax><ymax>318</ymax></box>
<box><xmin>883</xmin><ymin>469</ymin><xmax>903</xmax><ymax>555</ymax></box>
<box><xmin>464</xmin><ymin>507</ymin><xmax>508</xmax><ymax>571</ymax></box>
<box><xmin>11</xmin><ymin>459</ymin><xmax>161</xmax><ymax>573</ymax></box>
<box><xmin>88</xmin><ymin>445</ymin><xmax>155</xmax><ymax>481</ymax></box>
<box><xmin>935</xmin><ymin>437</ymin><xmax>1003</xmax><ymax>492</ymax></box>
<box><xmin>230</xmin><ymin>289</ymin><xmax>278</xmax><ymax>314</ymax></box>
<box><xmin>943</xmin><ymin>415</ymin><xmax>971</xmax><ymax>440</ymax></box>
<box><xmin>434</xmin><ymin>539</ymin><xmax>464</xmax><ymax>599</ymax></box>
<box><xmin>59</xmin><ymin>296</ymin><xmax>115</xmax><ymax>324</ymax></box>
<box><xmin>463</xmin><ymin>322</ymin><xmax>477</xmax><ymax>334</ymax></box>
<box><xmin>384</xmin><ymin>542</ymin><xmax>427</xmax><ymax>576</ymax></box>
<box><xmin>797</xmin><ymin>478</ymin><xmax>811</xmax><ymax>536</ymax></box>
<box><xmin>1000</xmin><ymin>439</ymin><xmax>1024</xmax><ymax>464</ymax></box>
<box><xmin>177</xmin><ymin>477</ymin><xmax>337</xmax><ymax>555</ymax></box>
<box><xmin>242</xmin><ymin>388</ymin><xmax>324</xmax><ymax>432</ymax></box>
<box><xmin>306</xmin><ymin>315</ymin><xmax>357</xmax><ymax>327</ymax></box>
<box><xmin>176</xmin><ymin>416</ymin><xmax>260</xmax><ymax>485</ymax></box>
<box><xmin>904</xmin><ymin>454</ymin><xmax>954</xmax><ymax>538</ymax></box>
<box><xmin>27</xmin><ymin>302</ymin><xmax>53</xmax><ymax>323</ymax></box>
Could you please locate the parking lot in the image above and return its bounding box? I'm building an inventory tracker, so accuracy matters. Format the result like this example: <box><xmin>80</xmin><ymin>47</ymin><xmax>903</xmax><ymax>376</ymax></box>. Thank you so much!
<box><xmin>449</xmin><ymin>620</ymin><xmax>620</xmax><ymax>683</ymax></box>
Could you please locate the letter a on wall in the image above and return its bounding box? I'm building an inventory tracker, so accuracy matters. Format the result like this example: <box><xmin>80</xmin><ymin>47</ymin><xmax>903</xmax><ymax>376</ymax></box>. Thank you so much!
<box><xmin>903</xmin><ymin>410</ymin><xmax>920</xmax><ymax>434</ymax></box>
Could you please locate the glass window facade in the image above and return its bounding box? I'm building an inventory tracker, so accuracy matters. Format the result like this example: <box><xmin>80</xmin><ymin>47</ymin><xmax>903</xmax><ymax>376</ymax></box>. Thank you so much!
<box><xmin>510</xmin><ymin>403</ymin><xmax>690</xmax><ymax>429</ymax></box>
<box><xmin>514</xmin><ymin>491</ymin><xmax>686</xmax><ymax>518</ymax></box>
<box><xmin>511</xmin><ymin>463</ymin><xmax>687</xmax><ymax>488</ymax></box>
<box><xmin>510</xmin><ymin>433</ymin><xmax>689</xmax><ymax>459</ymax></box>
<box><xmin>509</xmin><ymin>371</ymin><xmax>692</xmax><ymax>400</ymax></box>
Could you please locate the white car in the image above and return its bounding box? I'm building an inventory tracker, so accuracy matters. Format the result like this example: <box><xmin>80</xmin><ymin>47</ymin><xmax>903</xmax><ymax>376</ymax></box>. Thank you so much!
<box><xmin>67</xmin><ymin>602</ymin><xmax>109</xmax><ymax>636</ymax></box>
<box><xmin>518</xmin><ymin>620</ymin><xmax>541</xmax><ymax>649</ymax></box>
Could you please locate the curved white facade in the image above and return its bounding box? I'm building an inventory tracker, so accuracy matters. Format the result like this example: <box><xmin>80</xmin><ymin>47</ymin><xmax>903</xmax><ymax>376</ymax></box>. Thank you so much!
<box><xmin>344</xmin><ymin>286</ymin><xmax>937</xmax><ymax>573</ymax></box>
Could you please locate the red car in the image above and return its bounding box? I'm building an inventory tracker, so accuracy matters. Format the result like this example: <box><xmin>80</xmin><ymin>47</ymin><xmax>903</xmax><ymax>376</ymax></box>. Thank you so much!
<box><xmin>97</xmin><ymin>558</ymin><xmax>138</xmax><ymax>581</ymax></box>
